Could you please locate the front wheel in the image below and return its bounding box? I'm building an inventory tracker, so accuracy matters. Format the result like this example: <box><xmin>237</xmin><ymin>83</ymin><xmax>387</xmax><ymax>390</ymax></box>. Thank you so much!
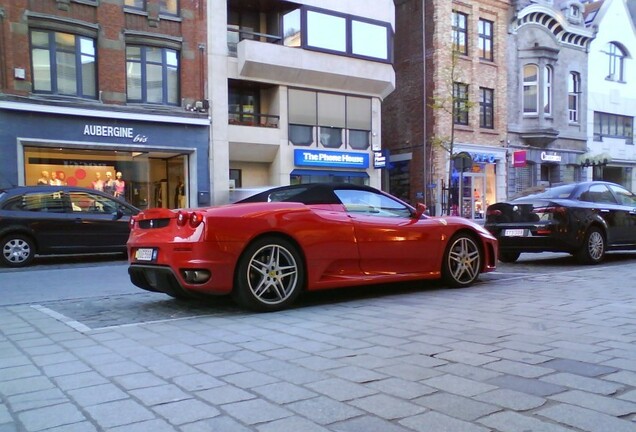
<box><xmin>575</xmin><ymin>226</ymin><xmax>605</xmax><ymax>264</ymax></box>
<box><xmin>442</xmin><ymin>233</ymin><xmax>482</xmax><ymax>287</ymax></box>
<box><xmin>233</xmin><ymin>237</ymin><xmax>305</xmax><ymax>312</ymax></box>
<box><xmin>1</xmin><ymin>234</ymin><xmax>36</xmax><ymax>267</ymax></box>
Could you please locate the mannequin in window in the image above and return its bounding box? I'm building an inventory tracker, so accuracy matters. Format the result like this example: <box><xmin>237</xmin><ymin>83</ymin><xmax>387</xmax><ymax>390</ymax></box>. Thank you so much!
<box><xmin>114</xmin><ymin>171</ymin><xmax>126</xmax><ymax>200</ymax></box>
<box><xmin>175</xmin><ymin>177</ymin><xmax>186</xmax><ymax>208</ymax></box>
<box><xmin>49</xmin><ymin>171</ymin><xmax>63</xmax><ymax>186</ymax></box>
<box><xmin>91</xmin><ymin>172</ymin><xmax>104</xmax><ymax>191</ymax></box>
<box><xmin>103</xmin><ymin>171</ymin><xmax>115</xmax><ymax>196</ymax></box>
<box><xmin>37</xmin><ymin>171</ymin><xmax>50</xmax><ymax>185</ymax></box>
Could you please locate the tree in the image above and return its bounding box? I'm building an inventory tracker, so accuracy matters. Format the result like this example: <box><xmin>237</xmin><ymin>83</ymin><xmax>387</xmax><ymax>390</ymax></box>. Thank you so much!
<box><xmin>428</xmin><ymin>48</ymin><xmax>476</xmax><ymax>215</ymax></box>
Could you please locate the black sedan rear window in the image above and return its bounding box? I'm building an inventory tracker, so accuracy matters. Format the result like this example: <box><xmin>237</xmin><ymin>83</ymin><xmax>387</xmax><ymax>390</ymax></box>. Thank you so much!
<box><xmin>526</xmin><ymin>184</ymin><xmax>576</xmax><ymax>200</ymax></box>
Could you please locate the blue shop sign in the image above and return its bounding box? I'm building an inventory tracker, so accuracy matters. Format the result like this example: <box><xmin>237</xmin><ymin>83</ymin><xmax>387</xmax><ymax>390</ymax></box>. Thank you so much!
<box><xmin>294</xmin><ymin>149</ymin><xmax>369</xmax><ymax>169</ymax></box>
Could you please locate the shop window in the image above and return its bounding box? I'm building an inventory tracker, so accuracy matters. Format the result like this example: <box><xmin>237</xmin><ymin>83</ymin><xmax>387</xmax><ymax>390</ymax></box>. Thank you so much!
<box><xmin>479</xmin><ymin>87</ymin><xmax>494</xmax><ymax>129</ymax></box>
<box><xmin>288</xmin><ymin>89</ymin><xmax>371</xmax><ymax>149</ymax></box>
<box><xmin>319</xmin><ymin>127</ymin><xmax>342</xmax><ymax>148</ymax></box>
<box><xmin>523</xmin><ymin>64</ymin><xmax>538</xmax><ymax>115</ymax></box>
<box><xmin>541</xmin><ymin>164</ymin><xmax>560</xmax><ymax>185</ymax></box>
<box><xmin>478</xmin><ymin>18</ymin><xmax>493</xmax><ymax>61</ymax></box>
<box><xmin>453</xmin><ymin>82</ymin><xmax>469</xmax><ymax>125</ymax></box>
<box><xmin>30</xmin><ymin>30</ymin><xmax>96</xmax><ymax>99</ymax></box>
<box><xmin>452</xmin><ymin>11</ymin><xmax>468</xmax><ymax>55</ymax></box>
<box><xmin>126</xmin><ymin>45</ymin><xmax>179</xmax><ymax>105</ymax></box>
<box><xmin>349</xmin><ymin>130</ymin><xmax>370</xmax><ymax>150</ymax></box>
<box><xmin>289</xmin><ymin>125</ymin><xmax>314</xmax><ymax>146</ymax></box>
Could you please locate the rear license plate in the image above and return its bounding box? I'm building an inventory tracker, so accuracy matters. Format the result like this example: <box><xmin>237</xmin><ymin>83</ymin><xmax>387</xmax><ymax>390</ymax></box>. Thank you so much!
<box><xmin>503</xmin><ymin>229</ymin><xmax>525</xmax><ymax>237</ymax></box>
<box><xmin>135</xmin><ymin>248</ymin><xmax>155</xmax><ymax>261</ymax></box>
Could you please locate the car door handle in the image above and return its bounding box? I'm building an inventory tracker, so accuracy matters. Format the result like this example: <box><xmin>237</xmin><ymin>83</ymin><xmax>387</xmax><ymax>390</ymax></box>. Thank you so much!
<box><xmin>599</xmin><ymin>209</ymin><xmax>610</xmax><ymax>214</ymax></box>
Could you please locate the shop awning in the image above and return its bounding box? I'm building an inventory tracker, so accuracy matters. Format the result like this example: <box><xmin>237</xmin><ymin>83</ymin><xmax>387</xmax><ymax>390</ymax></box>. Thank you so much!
<box><xmin>291</xmin><ymin>169</ymin><xmax>369</xmax><ymax>178</ymax></box>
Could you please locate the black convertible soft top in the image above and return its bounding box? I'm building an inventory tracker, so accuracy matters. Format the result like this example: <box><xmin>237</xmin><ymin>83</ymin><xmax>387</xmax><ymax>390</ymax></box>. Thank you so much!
<box><xmin>236</xmin><ymin>183</ymin><xmax>384</xmax><ymax>205</ymax></box>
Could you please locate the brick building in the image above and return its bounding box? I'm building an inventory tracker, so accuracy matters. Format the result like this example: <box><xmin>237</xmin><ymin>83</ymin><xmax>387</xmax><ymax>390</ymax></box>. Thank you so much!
<box><xmin>0</xmin><ymin>0</ymin><xmax>210</xmax><ymax>209</ymax></box>
<box><xmin>383</xmin><ymin>0</ymin><xmax>510</xmax><ymax>217</ymax></box>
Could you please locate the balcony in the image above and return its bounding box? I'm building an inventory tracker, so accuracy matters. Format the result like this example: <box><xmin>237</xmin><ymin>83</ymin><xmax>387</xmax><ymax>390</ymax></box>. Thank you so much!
<box><xmin>229</xmin><ymin>111</ymin><xmax>279</xmax><ymax>128</ymax></box>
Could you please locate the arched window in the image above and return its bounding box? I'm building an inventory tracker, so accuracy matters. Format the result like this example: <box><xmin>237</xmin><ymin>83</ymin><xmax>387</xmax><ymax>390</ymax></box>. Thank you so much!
<box><xmin>606</xmin><ymin>42</ymin><xmax>626</xmax><ymax>81</ymax></box>
<box><xmin>568</xmin><ymin>72</ymin><xmax>580</xmax><ymax>123</ymax></box>
<box><xmin>543</xmin><ymin>65</ymin><xmax>553</xmax><ymax>115</ymax></box>
<box><xmin>523</xmin><ymin>64</ymin><xmax>538</xmax><ymax>114</ymax></box>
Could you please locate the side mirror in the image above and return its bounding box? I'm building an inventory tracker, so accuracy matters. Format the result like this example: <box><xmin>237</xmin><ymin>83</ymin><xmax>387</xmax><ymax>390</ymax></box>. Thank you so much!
<box><xmin>113</xmin><ymin>208</ymin><xmax>124</xmax><ymax>220</ymax></box>
<box><xmin>413</xmin><ymin>203</ymin><xmax>427</xmax><ymax>219</ymax></box>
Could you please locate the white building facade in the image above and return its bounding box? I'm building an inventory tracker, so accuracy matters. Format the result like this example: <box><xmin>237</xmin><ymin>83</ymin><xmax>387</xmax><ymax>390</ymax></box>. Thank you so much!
<box><xmin>584</xmin><ymin>0</ymin><xmax>636</xmax><ymax>191</ymax></box>
<box><xmin>207</xmin><ymin>0</ymin><xmax>395</xmax><ymax>204</ymax></box>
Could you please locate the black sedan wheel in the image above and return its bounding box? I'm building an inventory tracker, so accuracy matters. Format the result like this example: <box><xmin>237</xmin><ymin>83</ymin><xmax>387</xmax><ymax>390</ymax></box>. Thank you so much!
<box><xmin>498</xmin><ymin>251</ymin><xmax>520</xmax><ymax>263</ymax></box>
<box><xmin>234</xmin><ymin>237</ymin><xmax>305</xmax><ymax>311</ymax></box>
<box><xmin>442</xmin><ymin>233</ymin><xmax>482</xmax><ymax>287</ymax></box>
<box><xmin>575</xmin><ymin>226</ymin><xmax>605</xmax><ymax>265</ymax></box>
<box><xmin>1</xmin><ymin>234</ymin><xmax>36</xmax><ymax>267</ymax></box>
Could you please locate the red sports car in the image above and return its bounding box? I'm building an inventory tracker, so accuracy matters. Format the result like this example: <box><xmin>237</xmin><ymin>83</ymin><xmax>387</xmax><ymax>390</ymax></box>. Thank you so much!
<box><xmin>127</xmin><ymin>183</ymin><xmax>498</xmax><ymax>311</ymax></box>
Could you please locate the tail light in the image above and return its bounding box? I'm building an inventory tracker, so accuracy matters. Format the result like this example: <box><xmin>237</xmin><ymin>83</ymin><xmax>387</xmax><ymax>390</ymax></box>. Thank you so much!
<box><xmin>532</xmin><ymin>206</ymin><xmax>567</xmax><ymax>222</ymax></box>
<box><xmin>176</xmin><ymin>211</ymin><xmax>204</xmax><ymax>228</ymax></box>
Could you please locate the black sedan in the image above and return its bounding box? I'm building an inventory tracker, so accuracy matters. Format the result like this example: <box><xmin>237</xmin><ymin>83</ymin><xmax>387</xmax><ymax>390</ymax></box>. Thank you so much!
<box><xmin>0</xmin><ymin>186</ymin><xmax>139</xmax><ymax>267</ymax></box>
<box><xmin>485</xmin><ymin>181</ymin><xmax>636</xmax><ymax>264</ymax></box>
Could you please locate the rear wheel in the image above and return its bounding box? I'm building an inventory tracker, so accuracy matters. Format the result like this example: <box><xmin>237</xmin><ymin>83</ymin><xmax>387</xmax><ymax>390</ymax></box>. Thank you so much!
<box><xmin>442</xmin><ymin>233</ymin><xmax>482</xmax><ymax>287</ymax></box>
<box><xmin>1</xmin><ymin>234</ymin><xmax>36</xmax><ymax>267</ymax></box>
<box><xmin>233</xmin><ymin>237</ymin><xmax>304</xmax><ymax>312</ymax></box>
<box><xmin>498</xmin><ymin>251</ymin><xmax>520</xmax><ymax>263</ymax></box>
<box><xmin>575</xmin><ymin>226</ymin><xmax>605</xmax><ymax>264</ymax></box>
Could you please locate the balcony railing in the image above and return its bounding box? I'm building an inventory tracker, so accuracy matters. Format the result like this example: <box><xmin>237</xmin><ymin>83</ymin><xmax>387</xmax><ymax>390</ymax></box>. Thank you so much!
<box><xmin>229</xmin><ymin>111</ymin><xmax>280</xmax><ymax>128</ymax></box>
<box><xmin>227</xmin><ymin>26</ymin><xmax>282</xmax><ymax>56</ymax></box>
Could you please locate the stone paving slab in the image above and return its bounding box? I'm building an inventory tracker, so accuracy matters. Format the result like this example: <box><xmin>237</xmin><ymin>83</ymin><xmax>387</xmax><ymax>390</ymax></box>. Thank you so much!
<box><xmin>1</xmin><ymin>260</ymin><xmax>636</xmax><ymax>431</ymax></box>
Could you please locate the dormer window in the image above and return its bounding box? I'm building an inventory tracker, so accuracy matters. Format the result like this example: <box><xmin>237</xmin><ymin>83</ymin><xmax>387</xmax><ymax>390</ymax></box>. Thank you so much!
<box><xmin>564</xmin><ymin>1</ymin><xmax>583</xmax><ymax>24</ymax></box>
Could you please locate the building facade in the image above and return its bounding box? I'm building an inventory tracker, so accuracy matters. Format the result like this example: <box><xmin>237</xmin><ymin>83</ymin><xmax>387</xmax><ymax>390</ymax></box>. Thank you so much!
<box><xmin>507</xmin><ymin>0</ymin><xmax>595</xmax><ymax>196</ymax></box>
<box><xmin>208</xmin><ymin>0</ymin><xmax>395</xmax><ymax>204</ymax></box>
<box><xmin>384</xmin><ymin>0</ymin><xmax>510</xmax><ymax>217</ymax></box>
<box><xmin>584</xmin><ymin>0</ymin><xmax>636</xmax><ymax>191</ymax></box>
<box><xmin>0</xmin><ymin>0</ymin><xmax>209</xmax><ymax>209</ymax></box>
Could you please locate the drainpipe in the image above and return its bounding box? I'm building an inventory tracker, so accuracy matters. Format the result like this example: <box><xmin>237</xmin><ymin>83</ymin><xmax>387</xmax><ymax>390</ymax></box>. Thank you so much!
<box><xmin>0</xmin><ymin>7</ymin><xmax>6</xmax><ymax>91</ymax></box>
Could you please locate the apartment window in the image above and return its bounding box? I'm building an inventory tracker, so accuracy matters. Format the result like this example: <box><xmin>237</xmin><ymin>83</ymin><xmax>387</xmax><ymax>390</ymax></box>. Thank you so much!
<box><xmin>568</xmin><ymin>72</ymin><xmax>580</xmax><ymax>123</ymax></box>
<box><xmin>606</xmin><ymin>42</ymin><xmax>626</xmax><ymax>81</ymax></box>
<box><xmin>479</xmin><ymin>87</ymin><xmax>494</xmax><ymax>129</ymax></box>
<box><xmin>30</xmin><ymin>30</ymin><xmax>96</xmax><ymax>98</ymax></box>
<box><xmin>594</xmin><ymin>112</ymin><xmax>633</xmax><ymax>144</ymax></box>
<box><xmin>478</xmin><ymin>19</ymin><xmax>493</xmax><ymax>61</ymax></box>
<box><xmin>544</xmin><ymin>65</ymin><xmax>553</xmax><ymax>115</ymax></box>
<box><xmin>523</xmin><ymin>64</ymin><xmax>538</xmax><ymax>114</ymax></box>
<box><xmin>160</xmin><ymin>0</ymin><xmax>179</xmax><ymax>16</ymax></box>
<box><xmin>452</xmin><ymin>11</ymin><xmax>468</xmax><ymax>55</ymax></box>
<box><xmin>124</xmin><ymin>0</ymin><xmax>145</xmax><ymax>10</ymax></box>
<box><xmin>288</xmin><ymin>89</ymin><xmax>371</xmax><ymax>149</ymax></box>
<box><xmin>126</xmin><ymin>46</ymin><xmax>179</xmax><ymax>105</ymax></box>
<box><xmin>300</xmin><ymin>7</ymin><xmax>390</xmax><ymax>62</ymax></box>
<box><xmin>453</xmin><ymin>83</ymin><xmax>469</xmax><ymax>125</ymax></box>
<box><xmin>229</xmin><ymin>87</ymin><xmax>258</xmax><ymax>125</ymax></box>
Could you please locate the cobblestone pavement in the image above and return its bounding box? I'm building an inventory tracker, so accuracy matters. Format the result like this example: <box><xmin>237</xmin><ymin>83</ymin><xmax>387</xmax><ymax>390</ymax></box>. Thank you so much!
<box><xmin>1</xmin><ymin>256</ymin><xmax>636</xmax><ymax>431</ymax></box>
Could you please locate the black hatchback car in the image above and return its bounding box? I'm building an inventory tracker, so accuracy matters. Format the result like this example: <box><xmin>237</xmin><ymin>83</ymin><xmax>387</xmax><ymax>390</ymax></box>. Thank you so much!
<box><xmin>0</xmin><ymin>186</ymin><xmax>139</xmax><ymax>267</ymax></box>
<box><xmin>485</xmin><ymin>181</ymin><xmax>636</xmax><ymax>264</ymax></box>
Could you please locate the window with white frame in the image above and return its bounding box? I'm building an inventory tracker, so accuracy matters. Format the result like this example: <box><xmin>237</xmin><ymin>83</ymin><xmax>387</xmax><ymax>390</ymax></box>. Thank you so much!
<box><xmin>543</xmin><ymin>65</ymin><xmax>553</xmax><ymax>115</ymax></box>
<box><xmin>568</xmin><ymin>72</ymin><xmax>580</xmax><ymax>123</ymax></box>
<box><xmin>606</xmin><ymin>42</ymin><xmax>626</xmax><ymax>81</ymax></box>
<box><xmin>523</xmin><ymin>64</ymin><xmax>538</xmax><ymax>114</ymax></box>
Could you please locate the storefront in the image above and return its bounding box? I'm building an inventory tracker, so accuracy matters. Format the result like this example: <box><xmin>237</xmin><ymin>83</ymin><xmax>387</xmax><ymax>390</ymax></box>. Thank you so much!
<box><xmin>290</xmin><ymin>149</ymin><xmax>371</xmax><ymax>185</ymax></box>
<box><xmin>0</xmin><ymin>103</ymin><xmax>210</xmax><ymax>209</ymax></box>
<box><xmin>508</xmin><ymin>148</ymin><xmax>583</xmax><ymax>196</ymax></box>
<box><xmin>447</xmin><ymin>146</ymin><xmax>507</xmax><ymax>219</ymax></box>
